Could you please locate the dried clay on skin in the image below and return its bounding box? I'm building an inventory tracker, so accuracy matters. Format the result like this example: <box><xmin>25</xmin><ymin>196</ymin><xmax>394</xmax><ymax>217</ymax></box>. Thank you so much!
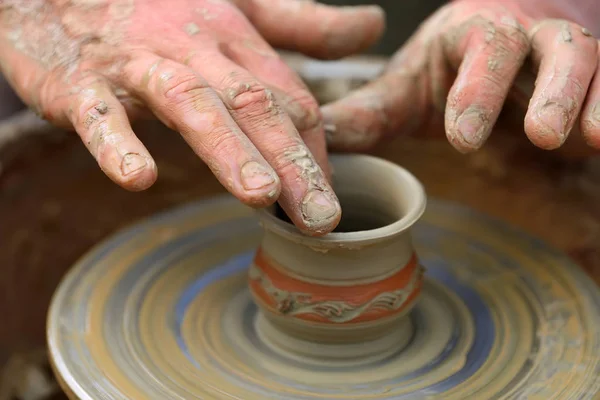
<box><xmin>284</xmin><ymin>147</ymin><xmax>340</xmax><ymax>232</ymax></box>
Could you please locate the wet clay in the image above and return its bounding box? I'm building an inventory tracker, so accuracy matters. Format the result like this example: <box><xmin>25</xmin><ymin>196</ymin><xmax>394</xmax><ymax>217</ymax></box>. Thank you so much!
<box><xmin>249</xmin><ymin>155</ymin><xmax>425</xmax><ymax>355</ymax></box>
<box><xmin>284</xmin><ymin>147</ymin><xmax>340</xmax><ymax>233</ymax></box>
<box><xmin>47</xmin><ymin>188</ymin><xmax>600</xmax><ymax>399</ymax></box>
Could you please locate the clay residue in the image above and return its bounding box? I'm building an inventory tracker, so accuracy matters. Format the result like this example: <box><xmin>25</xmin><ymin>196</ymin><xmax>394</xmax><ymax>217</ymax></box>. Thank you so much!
<box><xmin>225</xmin><ymin>82</ymin><xmax>278</xmax><ymax>116</ymax></box>
<box><xmin>194</xmin><ymin>7</ymin><xmax>216</xmax><ymax>21</ymax></box>
<box><xmin>102</xmin><ymin>0</ymin><xmax>134</xmax><ymax>44</ymax></box>
<box><xmin>268</xmin><ymin>86</ymin><xmax>319</xmax><ymax>133</ymax></box>
<box><xmin>69</xmin><ymin>0</ymin><xmax>107</xmax><ymax>9</ymax></box>
<box><xmin>447</xmin><ymin>105</ymin><xmax>492</xmax><ymax>152</ymax></box>
<box><xmin>499</xmin><ymin>15</ymin><xmax>526</xmax><ymax>35</ymax></box>
<box><xmin>487</xmin><ymin>58</ymin><xmax>499</xmax><ymax>72</ymax></box>
<box><xmin>534</xmin><ymin>99</ymin><xmax>575</xmax><ymax>147</ymax></box>
<box><xmin>560</xmin><ymin>21</ymin><xmax>573</xmax><ymax>43</ymax></box>
<box><xmin>3</xmin><ymin>1</ymin><xmax>84</xmax><ymax>75</ymax></box>
<box><xmin>183</xmin><ymin>22</ymin><xmax>200</xmax><ymax>36</ymax></box>
<box><xmin>141</xmin><ymin>60</ymin><xmax>162</xmax><ymax>88</ymax></box>
<box><xmin>2</xmin><ymin>0</ymin><xmax>135</xmax><ymax>78</ymax></box>
<box><xmin>590</xmin><ymin>103</ymin><xmax>600</xmax><ymax>123</ymax></box>
<box><xmin>284</xmin><ymin>146</ymin><xmax>340</xmax><ymax>231</ymax></box>
<box><xmin>95</xmin><ymin>101</ymin><xmax>108</xmax><ymax>114</ymax></box>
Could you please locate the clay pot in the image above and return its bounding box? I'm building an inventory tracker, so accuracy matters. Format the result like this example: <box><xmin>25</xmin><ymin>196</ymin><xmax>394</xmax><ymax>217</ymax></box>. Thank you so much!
<box><xmin>248</xmin><ymin>154</ymin><xmax>427</xmax><ymax>364</ymax></box>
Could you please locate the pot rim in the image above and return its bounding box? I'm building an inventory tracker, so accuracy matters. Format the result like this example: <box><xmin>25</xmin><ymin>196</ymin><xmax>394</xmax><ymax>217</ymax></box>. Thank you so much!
<box><xmin>256</xmin><ymin>154</ymin><xmax>427</xmax><ymax>248</ymax></box>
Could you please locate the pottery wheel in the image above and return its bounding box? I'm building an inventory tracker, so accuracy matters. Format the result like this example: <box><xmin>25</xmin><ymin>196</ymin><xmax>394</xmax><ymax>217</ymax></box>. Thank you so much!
<box><xmin>47</xmin><ymin>195</ymin><xmax>600</xmax><ymax>399</ymax></box>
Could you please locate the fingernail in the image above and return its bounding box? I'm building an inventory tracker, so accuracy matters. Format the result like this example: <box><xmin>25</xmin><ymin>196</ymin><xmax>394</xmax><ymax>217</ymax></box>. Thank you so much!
<box><xmin>121</xmin><ymin>153</ymin><xmax>147</xmax><ymax>176</ymax></box>
<box><xmin>301</xmin><ymin>189</ymin><xmax>340</xmax><ymax>228</ymax></box>
<box><xmin>456</xmin><ymin>110</ymin><xmax>488</xmax><ymax>147</ymax></box>
<box><xmin>240</xmin><ymin>161</ymin><xmax>277</xmax><ymax>191</ymax></box>
<box><xmin>538</xmin><ymin>104</ymin><xmax>568</xmax><ymax>143</ymax></box>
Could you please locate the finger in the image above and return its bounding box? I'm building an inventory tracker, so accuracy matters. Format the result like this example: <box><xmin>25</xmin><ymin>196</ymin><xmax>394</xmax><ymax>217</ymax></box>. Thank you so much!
<box><xmin>581</xmin><ymin>44</ymin><xmax>600</xmax><ymax>148</ymax></box>
<box><xmin>119</xmin><ymin>52</ymin><xmax>282</xmax><ymax>207</ymax></box>
<box><xmin>444</xmin><ymin>12</ymin><xmax>531</xmax><ymax>153</ymax></box>
<box><xmin>184</xmin><ymin>51</ymin><xmax>341</xmax><ymax>235</ymax></box>
<box><xmin>235</xmin><ymin>0</ymin><xmax>385</xmax><ymax>60</ymax></box>
<box><xmin>320</xmin><ymin>73</ymin><xmax>421</xmax><ymax>152</ymax></box>
<box><xmin>44</xmin><ymin>74</ymin><xmax>157</xmax><ymax>191</ymax></box>
<box><xmin>525</xmin><ymin>20</ymin><xmax>599</xmax><ymax>149</ymax></box>
<box><xmin>220</xmin><ymin>39</ymin><xmax>328</xmax><ymax>174</ymax></box>
<box><xmin>319</xmin><ymin>37</ymin><xmax>436</xmax><ymax>152</ymax></box>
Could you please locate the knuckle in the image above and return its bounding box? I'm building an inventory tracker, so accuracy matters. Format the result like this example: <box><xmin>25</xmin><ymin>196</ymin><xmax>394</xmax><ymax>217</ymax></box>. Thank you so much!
<box><xmin>495</xmin><ymin>20</ymin><xmax>530</xmax><ymax>52</ymax></box>
<box><xmin>160</xmin><ymin>72</ymin><xmax>211</xmax><ymax>101</ymax></box>
<box><xmin>35</xmin><ymin>77</ymin><xmax>62</xmax><ymax>120</ymax></box>
<box><xmin>285</xmin><ymin>92</ymin><xmax>322</xmax><ymax>132</ymax></box>
<box><xmin>224</xmin><ymin>83</ymin><xmax>285</xmax><ymax>126</ymax></box>
<box><xmin>445</xmin><ymin>14</ymin><xmax>530</xmax><ymax>57</ymax></box>
<box><xmin>225</xmin><ymin>83</ymin><xmax>273</xmax><ymax>112</ymax></box>
<box><xmin>527</xmin><ymin>19</ymin><xmax>554</xmax><ymax>40</ymax></box>
<box><xmin>529</xmin><ymin>19</ymin><xmax>596</xmax><ymax>47</ymax></box>
<box><xmin>471</xmin><ymin>74</ymin><xmax>507</xmax><ymax>94</ymax></box>
<box><xmin>160</xmin><ymin>74</ymin><xmax>218</xmax><ymax>116</ymax></box>
<box><xmin>206</xmin><ymin>125</ymin><xmax>242</xmax><ymax>154</ymax></box>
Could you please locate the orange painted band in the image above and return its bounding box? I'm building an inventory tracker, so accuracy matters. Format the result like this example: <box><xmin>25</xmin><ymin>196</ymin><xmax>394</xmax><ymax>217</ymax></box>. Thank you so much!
<box><xmin>248</xmin><ymin>248</ymin><xmax>422</xmax><ymax>324</ymax></box>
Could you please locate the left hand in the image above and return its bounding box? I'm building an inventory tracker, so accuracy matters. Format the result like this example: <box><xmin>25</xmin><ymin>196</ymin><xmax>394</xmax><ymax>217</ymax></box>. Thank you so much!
<box><xmin>0</xmin><ymin>0</ymin><xmax>384</xmax><ymax>236</ymax></box>
<box><xmin>321</xmin><ymin>0</ymin><xmax>600</xmax><ymax>155</ymax></box>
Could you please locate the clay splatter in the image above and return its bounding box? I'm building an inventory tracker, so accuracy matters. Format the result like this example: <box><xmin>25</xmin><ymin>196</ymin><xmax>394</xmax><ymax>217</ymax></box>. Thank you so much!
<box><xmin>283</xmin><ymin>146</ymin><xmax>339</xmax><ymax>230</ymax></box>
<box><xmin>183</xmin><ymin>22</ymin><xmax>201</xmax><ymax>36</ymax></box>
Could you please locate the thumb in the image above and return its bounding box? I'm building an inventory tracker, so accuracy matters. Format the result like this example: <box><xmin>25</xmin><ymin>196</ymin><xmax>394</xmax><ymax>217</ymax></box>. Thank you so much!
<box><xmin>238</xmin><ymin>0</ymin><xmax>386</xmax><ymax>60</ymax></box>
<box><xmin>321</xmin><ymin>32</ymin><xmax>449</xmax><ymax>152</ymax></box>
<box><xmin>321</xmin><ymin>68</ymin><xmax>426</xmax><ymax>152</ymax></box>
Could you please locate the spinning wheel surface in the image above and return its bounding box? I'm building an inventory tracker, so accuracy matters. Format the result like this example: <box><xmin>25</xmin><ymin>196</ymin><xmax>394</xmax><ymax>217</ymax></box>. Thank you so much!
<box><xmin>48</xmin><ymin>196</ymin><xmax>600</xmax><ymax>399</ymax></box>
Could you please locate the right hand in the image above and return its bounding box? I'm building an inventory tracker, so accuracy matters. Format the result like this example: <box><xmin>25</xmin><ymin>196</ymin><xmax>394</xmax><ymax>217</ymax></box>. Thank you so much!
<box><xmin>0</xmin><ymin>0</ymin><xmax>385</xmax><ymax>236</ymax></box>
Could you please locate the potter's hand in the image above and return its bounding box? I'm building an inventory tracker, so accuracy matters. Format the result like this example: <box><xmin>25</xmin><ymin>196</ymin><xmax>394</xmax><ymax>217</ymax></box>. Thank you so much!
<box><xmin>0</xmin><ymin>0</ymin><xmax>384</xmax><ymax>236</ymax></box>
<box><xmin>322</xmin><ymin>0</ymin><xmax>600</xmax><ymax>154</ymax></box>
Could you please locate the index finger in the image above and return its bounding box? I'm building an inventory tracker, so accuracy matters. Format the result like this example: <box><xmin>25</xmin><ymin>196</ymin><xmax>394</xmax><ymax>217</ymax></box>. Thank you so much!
<box><xmin>184</xmin><ymin>51</ymin><xmax>341</xmax><ymax>236</ymax></box>
<box><xmin>219</xmin><ymin>37</ymin><xmax>329</xmax><ymax>176</ymax></box>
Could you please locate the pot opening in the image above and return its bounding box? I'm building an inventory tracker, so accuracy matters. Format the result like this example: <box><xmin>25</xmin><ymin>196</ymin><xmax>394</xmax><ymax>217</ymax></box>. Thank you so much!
<box><xmin>260</xmin><ymin>155</ymin><xmax>426</xmax><ymax>242</ymax></box>
<box><xmin>274</xmin><ymin>192</ymin><xmax>400</xmax><ymax>233</ymax></box>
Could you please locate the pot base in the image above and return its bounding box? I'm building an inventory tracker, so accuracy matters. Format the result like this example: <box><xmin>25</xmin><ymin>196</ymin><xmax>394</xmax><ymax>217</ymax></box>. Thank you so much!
<box><xmin>47</xmin><ymin>195</ymin><xmax>600</xmax><ymax>399</ymax></box>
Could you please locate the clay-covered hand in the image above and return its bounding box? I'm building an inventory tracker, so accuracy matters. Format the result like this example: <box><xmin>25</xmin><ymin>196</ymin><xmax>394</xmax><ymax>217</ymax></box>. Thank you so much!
<box><xmin>0</xmin><ymin>0</ymin><xmax>384</xmax><ymax>235</ymax></box>
<box><xmin>322</xmin><ymin>0</ymin><xmax>600</xmax><ymax>155</ymax></box>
